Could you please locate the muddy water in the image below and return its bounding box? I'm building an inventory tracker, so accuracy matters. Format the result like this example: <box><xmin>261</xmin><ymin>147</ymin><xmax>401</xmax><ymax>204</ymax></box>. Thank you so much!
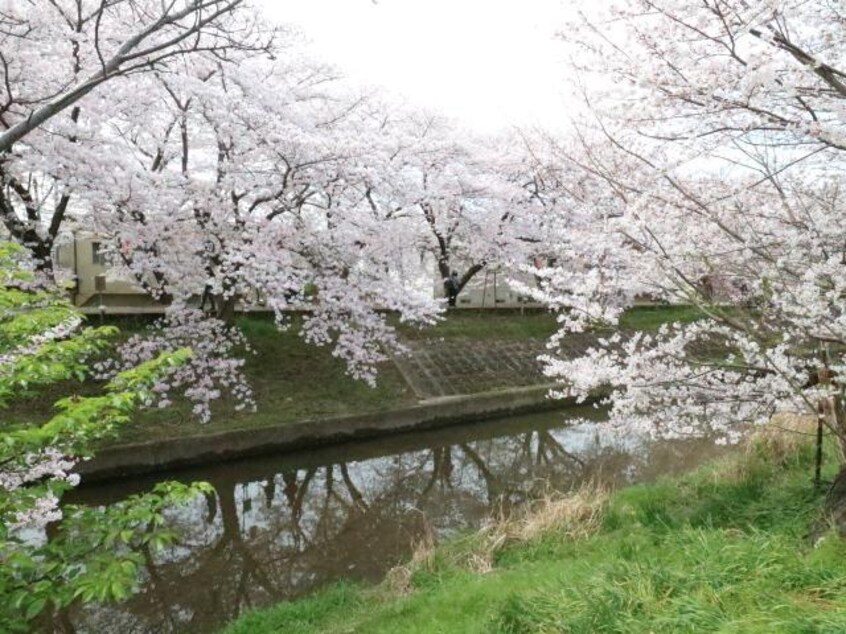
<box><xmin>65</xmin><ymin>407</ymin><xmax>725</xmax><ymax>633</ymax></box>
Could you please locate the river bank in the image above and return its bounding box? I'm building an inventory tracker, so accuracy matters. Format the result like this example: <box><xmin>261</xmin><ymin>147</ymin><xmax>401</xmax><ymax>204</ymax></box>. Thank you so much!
<box><xmin>74</xmin><ymin>306</ymin><xmax>699</xmax><ymax>472</ymax></box>
<box><xmin>77</xmin><ymin>384</ymin><xmax>587</xmax><ymax>481</ymax></box>
<box><xmin>4</xmin><ymin>307</ymin><xmax>701</xmax><ymax>452</ymax></box>
<box><xmin>222</xmin><ymin>421</ymin><xmax>846</xmax><ymax>634</ymax></box>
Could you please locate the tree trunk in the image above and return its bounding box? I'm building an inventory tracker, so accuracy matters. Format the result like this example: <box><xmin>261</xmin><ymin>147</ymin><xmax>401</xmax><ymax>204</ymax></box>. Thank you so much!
<box><xmin>217</xmin><ymin>297</ymin><xmax>238</xmax><ymax>325</ymax></box>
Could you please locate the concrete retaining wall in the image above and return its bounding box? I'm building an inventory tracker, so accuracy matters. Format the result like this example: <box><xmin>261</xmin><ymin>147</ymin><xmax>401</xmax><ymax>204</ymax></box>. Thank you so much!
<box><xmin>78</xmin><ymin>385</ymin><xmax>594</xmax><ymax>483</ymax></box>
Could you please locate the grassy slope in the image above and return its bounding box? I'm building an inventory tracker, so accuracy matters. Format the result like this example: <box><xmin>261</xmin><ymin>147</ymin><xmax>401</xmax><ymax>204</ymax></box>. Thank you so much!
<box><xmin>222</xmin><ymin>430</ymin><xmax>846</xmax><ymax>634</ymax></box>
<box><xmin>114</xmin><ymin>316</ymin><xmax>418</xmax><ymax>443</ymax></box>
<box><xmin>617</xmin><ymin>304</ymin><xmax>704</xmax><ymax>331</ymax></box>
<box><xmin>0</xmin><ymin>315</ymin><xmax>415</xmax><ymax>442</ymax></box>
<box><xmin>122</xmin><ymin>306</ymin><xmax>704</xmax><ymax>442</ymax></box>
<box><xmin>3</xmin><ymin>306</ymin><xmax>703</xmax><ymax>443</ymax></box>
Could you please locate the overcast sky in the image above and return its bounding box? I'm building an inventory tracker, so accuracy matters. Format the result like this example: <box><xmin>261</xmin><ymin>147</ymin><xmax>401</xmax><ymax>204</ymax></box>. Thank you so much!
<box><xmin>258</xmin><ymin>0</ymin><xmax>572</xmax><ymax>131</ymax></box>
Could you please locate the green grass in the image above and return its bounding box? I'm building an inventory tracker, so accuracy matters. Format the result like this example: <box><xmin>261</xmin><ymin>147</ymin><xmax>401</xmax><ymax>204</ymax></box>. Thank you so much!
<box><xmin>221</xmin><ymin>427</ymin><xmax>846</xmax><ymax>634</ymax></box>
<box><xmin>617</xmin><ymin>304</ymin><xmax>705</xmax><ymax>331</ymax></box>
<box><xmin>1</xmin><ymin>314</ymin><xmax>415</xmax><ymax>442</ymax></box>
<box><xmin>3</xmin><ymin>306</ymin><xmax>705</xmax><ymax>444</ymax></box>
<box><xmin>122</xmin><ymin>306</ymin><xmax>705</xmax><ymax>442</ymax></box>
<box><xmin>396</xmin><ymin>305</ymin><xmax>705</xmax><ymax>341</ymax></box>
<box><xmin>112</xmin><ymin>315</ymin><xmax>417</xmax><ymax>443</ymax></box>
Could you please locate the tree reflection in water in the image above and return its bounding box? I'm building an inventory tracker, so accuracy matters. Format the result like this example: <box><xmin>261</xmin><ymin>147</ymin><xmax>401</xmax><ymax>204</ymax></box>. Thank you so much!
<box><xmin>64</xmin><ymin>412</ymin><xmax>724</xmax><ymax>634</ymax></box>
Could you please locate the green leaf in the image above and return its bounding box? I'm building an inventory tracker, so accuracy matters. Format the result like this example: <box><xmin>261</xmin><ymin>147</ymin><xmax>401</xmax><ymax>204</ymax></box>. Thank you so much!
<box><xmin>24</xmin><ymin>598</ymin><xmax>46</xmax><ymax>621</ymax></box>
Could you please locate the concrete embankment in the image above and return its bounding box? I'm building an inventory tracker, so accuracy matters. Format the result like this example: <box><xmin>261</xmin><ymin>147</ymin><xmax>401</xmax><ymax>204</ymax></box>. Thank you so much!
<box><xmin>79</xmin><ymin>384</ymin><xmax>595</xmax><ymax>482</ymax></box>
<box><xmin>79</xmin><ymin>333</ymin><xmax>604</xmax><ymax>482</ymax></box>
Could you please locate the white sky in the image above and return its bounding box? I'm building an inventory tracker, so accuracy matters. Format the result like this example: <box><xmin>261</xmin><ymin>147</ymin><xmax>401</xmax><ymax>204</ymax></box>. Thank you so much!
<box><xmin>259</xmin><ymin>0</ymin><xmax>572</xmax><ymax>131</ymax></box>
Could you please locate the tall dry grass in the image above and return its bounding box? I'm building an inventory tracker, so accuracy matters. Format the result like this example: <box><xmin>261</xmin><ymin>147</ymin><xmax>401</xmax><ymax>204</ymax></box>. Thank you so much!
<box><xmin>383</xmin><ymin>482</ymin><xmax>608</xmax><ymax>596</ymax></box>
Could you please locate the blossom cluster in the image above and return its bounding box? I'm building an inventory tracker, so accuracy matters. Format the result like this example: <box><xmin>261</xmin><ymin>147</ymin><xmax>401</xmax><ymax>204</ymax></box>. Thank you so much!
<box><xmin>95</xmin><ymin>307</ymin><xmax>255</xmax><ymax>423</ymax></box>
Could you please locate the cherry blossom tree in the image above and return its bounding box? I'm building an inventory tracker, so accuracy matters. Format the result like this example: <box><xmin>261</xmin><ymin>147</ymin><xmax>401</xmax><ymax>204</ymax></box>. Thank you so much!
<box><xmin>359</xmin><ymin>113</ymin><xmax>549</xmax><ymax>306</ymax></box>
<box><xmin>0</xmin><ymin>0</ymin><xmax>269</xmax><ymax>273</ymax></box>
<box><xmin>75</xmin><ymin>53</ymin><xmax>445</xmax><ymax>419</ymax></box>
<box><xmin>539</xmin><ymin>0</ymin><xmax>846</xmax><ymax>460</ymax></box>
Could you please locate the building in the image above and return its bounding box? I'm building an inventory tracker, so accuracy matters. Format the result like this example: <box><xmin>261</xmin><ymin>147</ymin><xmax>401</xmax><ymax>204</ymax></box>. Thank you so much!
<box><xmin>54</xmin><ymin>233</ymin><xmax>164</xmax><ymax>315</ymax></box>
<box><xmin>54</xmin><ymin>234</ymin><xmax>543</xmax><ymax>315</ymax></box>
